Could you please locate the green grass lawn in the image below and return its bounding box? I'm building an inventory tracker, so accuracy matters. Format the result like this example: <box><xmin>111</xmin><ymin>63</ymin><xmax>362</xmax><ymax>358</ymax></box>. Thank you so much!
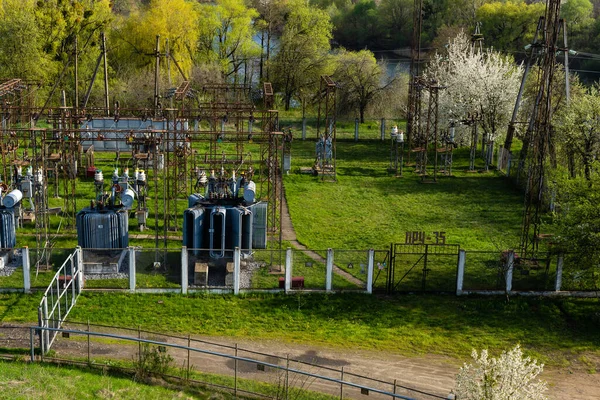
<box><xmin>0</xmin><ymin>356</ymin><xmax>336</xmax><ymax>400</ymax></box>
<box><xmin>0</xmin><ymin>359</ymin><xmax>228</xmax><ymax>400</ymax></box>
<box><xmin>2</xmin><ymin>292</ymin><xmax>597</xmax><ymax>366</ymax></box>
<box><xmin>285</xmin><ymin>141</ymin><xmax>524</xmax><ymax>252</ymax></box>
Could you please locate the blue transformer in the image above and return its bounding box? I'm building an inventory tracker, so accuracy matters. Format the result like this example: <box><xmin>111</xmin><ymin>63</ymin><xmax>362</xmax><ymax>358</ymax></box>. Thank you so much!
<box><xmin>183</xmin><ymin>201</ymin><xmax>268</xmax><ymax>258</ymax></box>
<box><xmin>76</xmin><ymin>208</ymin><xmax>129</xmax><ymax>249</ymax></box>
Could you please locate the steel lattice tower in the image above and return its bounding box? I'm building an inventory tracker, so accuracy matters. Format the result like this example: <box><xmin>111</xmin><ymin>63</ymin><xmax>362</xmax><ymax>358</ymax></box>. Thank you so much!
<box><xmin>520</xmin><ymin>0</ymin><xmax>564</xmax><ymax>257</ymax></box>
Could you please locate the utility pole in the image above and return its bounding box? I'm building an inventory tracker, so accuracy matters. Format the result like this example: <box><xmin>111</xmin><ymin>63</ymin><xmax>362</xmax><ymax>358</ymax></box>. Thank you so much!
<box><xmin>154</xmin><ymin>35</ymin><xmax>161</xmax><ymax>115</ymax></box>
<box><xmin>406</xmin><ymin>0</ymin><xmax>423</xmax><ymax>163</ymax></box>
<box><xmin>102</xmin><ymin>32</ymin><xmax>110</xmax><ymax>116</ymax></box>
<box><xmin>74</xmin><ymin>36</ymin><xmax>79</xmax><ymax>114</ymax></box>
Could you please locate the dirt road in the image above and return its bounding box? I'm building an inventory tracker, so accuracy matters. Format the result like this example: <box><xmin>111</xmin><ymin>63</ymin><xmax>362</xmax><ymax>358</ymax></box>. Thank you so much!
<box><xmin>2</xmin><ymin>323</ymin><xmax>597</xmax><ymax>400</ymax></box>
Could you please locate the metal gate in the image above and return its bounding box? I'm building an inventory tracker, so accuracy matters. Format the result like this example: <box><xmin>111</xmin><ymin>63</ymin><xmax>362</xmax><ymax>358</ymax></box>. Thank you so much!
<box><xmin>38</xmin><ymin>248</ymin><xmax>84</xmax><ymax>354</ymax></box>
<box><xmin>387</xmin><ymin>243</ymin><xmax>460</xmax><ymax>293</ymax></box>
<box><xmin>371</xmin><ymin>249</ymin><xmax>391</xmax><ymax>293</ymax></box>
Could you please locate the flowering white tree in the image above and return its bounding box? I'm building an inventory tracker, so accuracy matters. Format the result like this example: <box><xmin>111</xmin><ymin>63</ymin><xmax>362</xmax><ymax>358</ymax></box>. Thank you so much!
<box><xmin>424</xmin><ymin>31</ymin><xmax>522</xmax><ymax>145</ymax></box>
<box><xmin>455</xmin><ymin>344</ymin><xmax>548</xmax><ymax>400</ymax></box>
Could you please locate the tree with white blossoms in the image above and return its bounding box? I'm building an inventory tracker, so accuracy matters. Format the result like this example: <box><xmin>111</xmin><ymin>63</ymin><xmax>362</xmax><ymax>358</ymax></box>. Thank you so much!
<box><xmin>455</xmin><ymin>344</ymin><xmax>548</xmax><ymax>400</ymax></box>
<box><xmin>424</xmin><ymin>31</ymin><xmax>522</xmax><ymax>146</ymax></box>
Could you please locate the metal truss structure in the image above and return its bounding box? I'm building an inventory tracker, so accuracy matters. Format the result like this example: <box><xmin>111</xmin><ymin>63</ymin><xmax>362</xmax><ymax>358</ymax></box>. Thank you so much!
<box><xmin>520</xmin><ymin>0</ymin><xmax>565</xmax><ymax>257</ymax></box>
<box><xmin>0</xmin><ymin>80</ymin><xmax>284</xmax><ymax>253</ymax></box>
<box><xmin>409</xmin><ymin>77</ymin><xmax>442</xmax><ymax>182</ymax></box>
<box><xmin>315</xmin><ymin>76</ymin><xmax>337</xmax><ymax>181</ymax></box>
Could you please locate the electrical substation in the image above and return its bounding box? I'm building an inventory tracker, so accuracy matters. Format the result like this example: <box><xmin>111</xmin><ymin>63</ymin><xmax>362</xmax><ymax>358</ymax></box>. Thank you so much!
<box><xmin>0</xmin><ymin>30</ymin><xmax>298</xmax><ymax>287</ymax></box>
<box><xmin>0</xmin><ymin>0</ymin><xmax>578</xmax><ymax>293</ymax></box>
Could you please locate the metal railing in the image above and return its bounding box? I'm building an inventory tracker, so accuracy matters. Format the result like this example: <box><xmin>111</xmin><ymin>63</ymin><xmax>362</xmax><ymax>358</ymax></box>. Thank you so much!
<box><xmin>37</xmin><ymin>248</ymin><xmax>83</xmax><ymax>354</ymax></box>
<box><xmin>26</xmin><ymin>324</ymin><xmax>448</xmax><ymax>400</ymax></box>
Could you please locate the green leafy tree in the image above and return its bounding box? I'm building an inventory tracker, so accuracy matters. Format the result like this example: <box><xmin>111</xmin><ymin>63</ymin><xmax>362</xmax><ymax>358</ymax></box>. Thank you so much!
<box><xmin>562</xmin><ymin>0</ymin><xmax>594</xmax><ymax>53</ymax></box>
<box><xmin>477</xmin><ymin>1</ymin><xmax>546</xmax><ymax>53</ymax></box>
<box><xmin>333</xmin><ymin>49</ymin><xmax>387</xmax><ymax>122</ymax></box>
<box><xmin>562</xmin><ymin>0</ymin><xmax>594</xmax><ymax>26</ymax></box>
<box><xmin>270</xmin><ymin>0</ymin><xmax>333</xmax><ymax>110</ymax></box>
<box><xmin>376</xmin><ymin>0</ymin><xmax>413</xmax><ymax>49</ymax></box>
<box><xmin>0</xmin><ymin>0</ymin><xmax>49</xmax><ymax>80</ymax></box>
<box><xmin>552</xmin><ymin>163</ymin><xmax>600</xmax><ymax>289</ymax></box>
<box><xmin>333</xmin><ymin>0</ymin><xmax>381</xmax><ymax>50</ymax></box>
<box><xmin>0</xmin><ymin>0</ymin><xmax>112</xmax><ymax>105</ymax></box>
<box><xmin>35</xmin><ymin>0</ymin><xmax>113</xmax><ymax>64</ymax></box>
<box><xmin>554</xmin><ymin>84</ymin><xmax>600</xmax><ymax>182</ymax></box>
<box><xmin>197</xmin><ymin>0</ymin><xmax>260</xmax><ymax>81</ymax></box>
<box><xmin>251</xmin><ymin>0</ymin><xmax>287</xmax><ymax>80</ymax></box>
<box><xmin>112</xmin><ymin>0</ymin><xmax>199</xmax><ymax>76</ymax></box>
<box><xmin>443</xmin><ymin>0</ymin><xmax>492</xmax><ymax>28</ymax></box>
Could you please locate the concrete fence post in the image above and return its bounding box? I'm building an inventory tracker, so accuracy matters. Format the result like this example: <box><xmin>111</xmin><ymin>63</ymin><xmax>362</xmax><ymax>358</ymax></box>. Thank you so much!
<box><xmin>506</xmin><ymin>250</ymin><xmax>514</xmax><ymax>293</ymax></box>
<box><xmin>233</xmin><ymin>247</ymin><xmax>240</xmax><ymax>295</ymax></box>
<box><xmin>380</xmin><ymin>118</ymin><xmax>386</xmax><ymax>141</ymax></box>
<box><xmin>555</xmin><ymin>253</ymin><xmax>564</xmax><ymax>291</ymax></box>
<box><xmin>129</xmin><ymin>247</ymin><xmax>136</xmax><ymax>293</ymax></box>
<box><xmin>457</xmin><ymin>249</ymin><xmax>466</xmax><ymax>295</ymax></box>
<box><xmin>181</xmin><ymin>246</ymin><xmax>188</xmax><ymax>294</ymax></box>
<box><xmin>366</xmin><ymin>249</ymin><xmax>374</xmax><ymax>294</ymax></box>
<box><xmin>285</xmin><ymin>248</ymin><xmax>292</xmax><ymax>293</ymax></box>
<box><xmin>42</xmin><ymin>297</ymin><xmax>49</xmax><ymax>353</ymax></box>
<box><xmin>354</xmin><ymin>118</ymin><xmax>359</xmax><ymax>142</ymax></box>
<box><xmin>23</xmin><ymin>247</ymin><xmax>31</xmax><ymax>293</ymax></box>
<box><xmin>76</xmin><ymin>246</ymin><xmax>84</xmax><ymax>292</ymax></box>
<box><xmin>326</xmin><ymin>248</ymin><xmax>334</xmax><ymax>292</ymax></box>
<box><xmin>301</xmin><ymin>118</ymin><xmax>307</xmax><ymax>141</ymax></box>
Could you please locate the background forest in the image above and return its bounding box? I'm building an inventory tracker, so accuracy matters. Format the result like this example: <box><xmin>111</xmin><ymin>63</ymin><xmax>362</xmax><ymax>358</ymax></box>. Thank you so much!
<box><xmin>3</xmin><ymin>0</ymin><xmax>600</xmax><ymax>119</ymax></box>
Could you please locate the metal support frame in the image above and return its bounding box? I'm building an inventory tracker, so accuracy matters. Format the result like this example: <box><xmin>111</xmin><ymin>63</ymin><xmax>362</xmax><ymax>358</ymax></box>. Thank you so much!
<box><xmin>315</xmin><ymin>76</ymin><xmax>337</xmax><ymax>181</ymax></box>
<box><xmin>2</xmin><ymin>77</ymin><xmax>284</xmax><ymax>255</ymax></box>
<box><xmin>411</xmin><ymin>77</ymin><xmax>441</xmax><ymax>182</ymax></box>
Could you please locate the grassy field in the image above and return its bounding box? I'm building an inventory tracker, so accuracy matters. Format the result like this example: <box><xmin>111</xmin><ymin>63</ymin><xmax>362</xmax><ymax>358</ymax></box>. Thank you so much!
<box><xmin>0</xmin><ymin>359</ymin><xmax>218</xmax><ymax>400</ymax></box>
<box><xmin>0</xmin><ymin>356</ymin><xmax>337</xmax><ymax>400</ymax></box>
<box><xmin>284</xmin><ymin>141</ymin><xmax>524</xmax><ymax>251</ymax></box>
<box><xmin>2</xmin><ymin>292</ymin><xmax>598</xmax><ymax>366</ymax></box>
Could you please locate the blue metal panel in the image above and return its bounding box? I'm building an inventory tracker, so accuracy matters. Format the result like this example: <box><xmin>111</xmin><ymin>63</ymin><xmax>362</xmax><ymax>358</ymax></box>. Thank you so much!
<box><xmin>249</xmin><ymin>202</ymin><xmax>268</xmax><ymax>249</ymax></box>
<box><xmin>241</xmin><ymin>209</ymin><xmax>253</xmax><ymax>252</ymax></box>
<box><xmin>209</xmin><ymin>207</ymin><xmax>226</xmax><ymax>258</ymax></box>
<box><xmin>188</xmin><ymin>194</ymin><xmax>203</xmax><ymax>208</ymax></box>
<box><xmin>229</xmin><ymin>208</ymin><xmax>243</xmax><ymax>250</ymax></box>
<box><xmin>193</xmin><ymin>208</ymin><xmax>204</xmax><ymax>251</ymax></box>
<box><xmin>0</xmin><ymin>209</ymin><xmax>16</xmax><ymax>248</ymax></box>
<box><xmin>183</xmin><ymin>207</ymin><xmax>205</xmax><ymax>255</ymax></box>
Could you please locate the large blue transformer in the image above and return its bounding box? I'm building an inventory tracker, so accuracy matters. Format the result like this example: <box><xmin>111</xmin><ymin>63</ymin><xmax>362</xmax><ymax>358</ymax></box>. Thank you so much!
<box><xmin>76</xmin><ymin>208</ymin><xmax>129</xmax><ymax>249</ymax></box>
<box><xmin>183</xmin><ymin>169</ymin><xmax>268</xmax><ymax>258</ymax></box>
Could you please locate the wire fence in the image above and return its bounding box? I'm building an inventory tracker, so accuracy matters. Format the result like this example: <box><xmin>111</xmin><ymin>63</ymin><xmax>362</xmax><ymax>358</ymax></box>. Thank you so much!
<box><xmin>2</xmin><ymin>322</ymin><xmax>449</xmax><ymax>400</ymax></box>
<box><xmin>279</xmin><ymin>116</ymin><xmax>406</xmax><ymax>142</ymax></box>
<box><xmin>0</xmin><ymin>246</ymin><xmax>598</xmax><ymax>295</ymax></box>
